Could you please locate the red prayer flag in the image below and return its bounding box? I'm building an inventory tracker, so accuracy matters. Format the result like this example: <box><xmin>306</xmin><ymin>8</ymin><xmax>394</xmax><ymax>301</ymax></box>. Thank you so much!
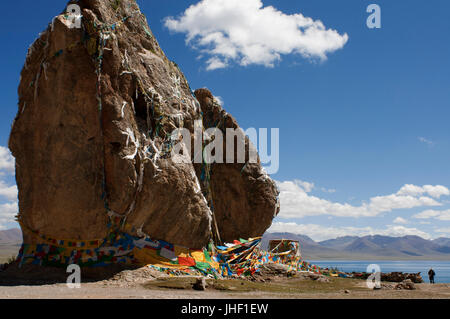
<box><xmin>177</xmin><ymin>257</ymin><xmax>196</xmax><ymax>267</ymax></box>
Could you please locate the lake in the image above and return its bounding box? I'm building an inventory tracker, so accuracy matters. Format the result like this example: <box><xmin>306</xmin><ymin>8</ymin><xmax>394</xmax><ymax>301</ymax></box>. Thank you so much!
<box><xmin>309</xmin><ymin>260</ymin><xmax>450</xmax><ymax>283</ymax></box>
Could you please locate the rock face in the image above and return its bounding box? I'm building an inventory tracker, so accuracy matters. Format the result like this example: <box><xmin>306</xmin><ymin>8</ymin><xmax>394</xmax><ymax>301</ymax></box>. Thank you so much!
<box><xmin>9</xmin><ymin>0</ymin><xmax>279</xmax><ymax>251</ymax></box>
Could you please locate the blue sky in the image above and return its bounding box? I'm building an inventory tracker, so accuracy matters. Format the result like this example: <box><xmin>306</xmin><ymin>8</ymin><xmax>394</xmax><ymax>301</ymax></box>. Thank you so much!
<box><xmin>0</xmin><ymin>0</ymin><xmax>449</xmax><ymax>241</ymax></box>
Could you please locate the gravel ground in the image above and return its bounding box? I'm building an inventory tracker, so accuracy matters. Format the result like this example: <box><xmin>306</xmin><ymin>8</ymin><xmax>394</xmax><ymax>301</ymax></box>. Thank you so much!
<box><xmin>1</xmin><ymin>282</ymin><xmax>450</xmax><ymax>299</ymax></box>
<box><xmin>1</xmin><ymin>264</ymin><xmax>449</xmax><ymax>299</ymax></box>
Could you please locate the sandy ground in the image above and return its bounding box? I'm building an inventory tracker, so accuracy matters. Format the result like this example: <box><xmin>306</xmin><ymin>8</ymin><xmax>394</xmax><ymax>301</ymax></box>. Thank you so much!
<box><xmin>1</xmin><ymin>266</ymin><xmax>449</xmax><ymax>299</ymax></box>
<box><xmin>1</xmin><ymin>282</ymin><xmax>449</xmax><ymax>299</ymax></box>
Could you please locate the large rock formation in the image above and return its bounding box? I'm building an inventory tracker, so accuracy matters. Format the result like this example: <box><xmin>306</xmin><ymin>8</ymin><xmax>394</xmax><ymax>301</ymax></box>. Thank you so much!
<box><xmin>9</xmin><ymin>0</ymin><xmax>279</xmax><ymax>251</ymax></box>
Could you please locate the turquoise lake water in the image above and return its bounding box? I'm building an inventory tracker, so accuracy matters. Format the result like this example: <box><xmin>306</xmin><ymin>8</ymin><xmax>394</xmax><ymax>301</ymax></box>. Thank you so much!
<box><xmin>309</xmin><ymin>260</ymin><xmax>450</xmax><ymax>283</ymax></box>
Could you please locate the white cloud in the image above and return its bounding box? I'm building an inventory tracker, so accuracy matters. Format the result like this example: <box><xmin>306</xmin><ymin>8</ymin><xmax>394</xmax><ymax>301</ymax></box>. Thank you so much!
<box><xmin>213</xmin><ymin>95</ymin><xmax>224</xmax><ymax>106</ymax></box>
<box><xmin>294</xmin><ymin>180</ymin><xmax>314</xmax><ymax>193</ymax></box>
<box><xmin>413</xmin><ymin>209</ymin><xmax>450</xmax><ymax>221</ymax></box>
<box><xmin>0</xmin><ymin>146</ymin><xmax>18</xmax><ymax>229</ymax></box>
<box><xmin>418</xmin><ymin>137</ymin><xmax>434</xmax><ymax>146</ymax></box>
<box><xmin>393</xmin><ymin>217</ymin><xmax>408</xmax><ymax>224</ymax></box>
<box><xmin>0</xmin><ymin>181</ymin><xmax>17</xmax><ymax>201</ymax></box>
<box><xmin>436</xmin><ymin>227</ymin><xmax>450</xmax><ymax>234</ymax></box>
<box><xmin>206</xmin><ymin>57</ymin><xmax>228</xmax><ymax>71</ymax></box>
<box><xmin>397</xmin><ymin>184</ymin><xmax>449</xmax><ymax>199</ymax></box>
<box><xmin>277</xmin><ymin>180</ymin><xmax>446</xmax><ymax>219</ymax></box>
<box><xmin>268</xmin><ymin>222</ymin><xmax>432</xmax><ymax>241</ymax></box>
<box><xmin>165</xmin><ymin>0</ymin><xmax>349</xmax><ymax>70</ymax></box>
<box><xmin>0</xmin><ymin>146</ymin><xmax>15</xmax><ymax>173</ymax></box>
<box><xmin>0</xmin><ymin>202</ymin><xmax>18</xmax><ymax>230</ymax></box>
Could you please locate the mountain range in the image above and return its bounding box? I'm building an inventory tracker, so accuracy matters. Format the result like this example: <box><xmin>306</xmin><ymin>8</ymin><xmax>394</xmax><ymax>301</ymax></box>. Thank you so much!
<box><xmin>0</xmin><ymin>228</ymin><xmax>21</xmax><ymax>244</ymax></box>
<box><xmin>262</xmin><ymin>232</ymin><xmax>450</xmax><ymax>260</ymax></box>
<box><xmin>0</xmin><ymin>228</ymin><xmax>22</xmax><ymax>263</ymax></box>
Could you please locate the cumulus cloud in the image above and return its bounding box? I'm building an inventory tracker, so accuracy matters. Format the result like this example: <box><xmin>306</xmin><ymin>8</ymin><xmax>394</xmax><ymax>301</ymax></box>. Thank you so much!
<box><xmin>294</xmin><ymin>180</ymin><xmax>315</xmax><ymax>193</ymax></box>
<box><xmin>206</xmin><ymin>57</ymin><xmax>228</xmax><ymax>71</ymax></box>
<box><xmin>413</xmin><ymin>209</ymin><xmax>450</xmax><ymax>221</ymax></box>
<box><xmin>436</xmin><ymin>227</ymin><xmax>450</xmax><ymax>234</ymax></box>
<box><xmin>0</xmin><ymin>202</ymin><xmax>18</xmax><ymax>230</ymax></box>
<box><xmin>0</xmin><ymin>146</ymin><xmax>18</xmax><ymax>229</ymax></box>
<box><xmin>397</xmin><ymin>184</ymin><xmax>449</xmax><ymax>199</ymax></box>
<box><xmin>393</xmin><ymin>217</ymin><xmax>408</xmax><ymax>224</ymax></box>
<box><xmin>0</xmin><ymin>180</ymin><xmax>17</xmax><ymax>201</ymax></box>
<box><xmin>277</xmin><ymin>181</ymin><xmax>446</xmax><ymax>219</ymax></box>
<box><xmin>268</xmin><ymin>222</ymin><xmax>432</xmax><ymax>241</ymax></box>
<box><xmin>0</xmin><ymin>146</ymin><xmax>15</xmax><ymax>173</ymax></box>
<box><xmin>164</xmin><ymin>0</ymin><xmax>349</xmax><ymax>70</ymax></box>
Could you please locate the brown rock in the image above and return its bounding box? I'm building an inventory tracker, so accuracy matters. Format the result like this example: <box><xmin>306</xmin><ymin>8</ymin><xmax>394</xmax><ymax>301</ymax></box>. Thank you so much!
<box><xmin>315</xmin><ymin>276</ymin><xmax>330</xmax><ymax>283</ymax></box>
<box><xmin>380</xmin><ymin>283</ymin><xmax>394</xmax><ymax>289</ymax></box>
<box><xmin>381</xmin><ymin>272</ymin><xmax>423</xmax><ymax>284</ymax></box>
<box><xmin>258</xmin><ymin>263</ymin><xmax>293</xmax><ymax>277</ymax></box>
<box><xmin>289</xmin><ymin>271</ymin><xmax>330</xmax><ymax>282</ymax></box>
<box><xmin>395</xmin><ymin>279</ymin><xmax>416</xmax><ymax>290</ymax></box>
<box><xmin>9</xmin><ymin>0</ymin><xmax>279</xmax><ymax>252</ymax></box>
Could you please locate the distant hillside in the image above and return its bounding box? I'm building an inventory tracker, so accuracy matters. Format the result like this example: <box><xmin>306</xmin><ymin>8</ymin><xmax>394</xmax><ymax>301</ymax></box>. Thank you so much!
<box><xmin>262</xmin><ymin>232</ymin><xmax>355</xmax><ymax>259</ymax></box>
<box><xmin>263</xmin><ymin>232</ymin><xmax>450</xmax><ymax>260</ymax></box>
<box><xmin>0</xmin><ymin>228</ymin><xmax>22</xmax><ymax>244</ymax></box>
<box><xmin>433</xmin><ymin>237</ymin><xmax>450</xmax><ymax>247</ymax></box>
<box><xmin>0</xmin><ymin>229</ymin><xmax>22</xmax><ymax>263</ymax></box>
<box><xmin>319</xmin><ymin>236</ymin><xmax>359</xmax><ymax>250</ymax></box>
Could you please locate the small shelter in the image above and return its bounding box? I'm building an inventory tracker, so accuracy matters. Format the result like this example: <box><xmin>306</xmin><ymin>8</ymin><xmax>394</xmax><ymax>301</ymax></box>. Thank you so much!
<box><xmin>269</xmin><ymin>239</ymin><xmax>301</xmax><ymax>258</ymax></box>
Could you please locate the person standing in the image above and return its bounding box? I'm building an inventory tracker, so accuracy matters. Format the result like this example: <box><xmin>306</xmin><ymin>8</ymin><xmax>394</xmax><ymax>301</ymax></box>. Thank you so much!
<box><xmin>428</xmin><ymin>268</ymin><xmax>436</xmax><ymax>284</ymax></box>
